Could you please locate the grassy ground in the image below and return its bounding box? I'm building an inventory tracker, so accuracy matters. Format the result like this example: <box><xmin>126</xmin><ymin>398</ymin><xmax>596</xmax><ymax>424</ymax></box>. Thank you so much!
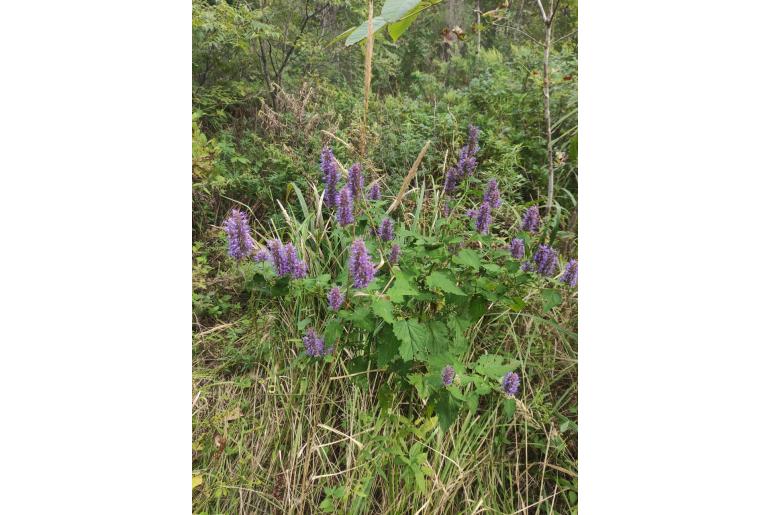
<box><xmin>192</xmin><ymin>196</ymin><xmax>578</xmax><ymax>513</ymax></box>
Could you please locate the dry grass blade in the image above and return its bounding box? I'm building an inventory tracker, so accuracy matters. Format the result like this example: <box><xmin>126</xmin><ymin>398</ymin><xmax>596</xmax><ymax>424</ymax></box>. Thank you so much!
<box><xmin>387</xmin><ymin>140</ymin><xmax>431</xmax><ymax>215</ymax></box>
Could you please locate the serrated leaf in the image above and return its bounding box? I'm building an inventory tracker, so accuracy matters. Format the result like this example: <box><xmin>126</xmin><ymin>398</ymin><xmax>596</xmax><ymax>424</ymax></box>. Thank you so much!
<box><xmin>372</xmin><ymin>297</ymin><xmax>395</xmax><ymax>323</ymax></box>
<box><xmin>452</xmin><ymin>248</ymin><xmax>481</xmax><ymax>269</ymax></box>
<box><xmin>503</xmin><ymin>398</ymin><xmax>517</xmax><ymax>419</ymax></box>
<box><xmin>393</xmin><ymin>318</ymin><xmax>429</xmax><ymax>361</ymax></box>
<box><xmin>324</xmin><ymin>319</ymin><xmax>343</xmax><ymax>346</ymax></box>
<box><xmin>426</xmin><ymin>320</ymin><xmax>450</xmax><ymax>355</ymax></box>
<box><xmin>541</xmin><ymin>288</ymin><xmax>562</xmax><ymax>313</ymax></box>
<box><xmin>436</xmin><ymin>390</ymin><xmax>460</xmax><ymax>432</ymax></box>
<box><xmin>376</xmin><ymin>325</ymin><xmax>400</xmax><ymax>366</ymax></box>
<box><xmin>388</xmin><ymin>272</ymin><xmax>419</xmax><ymax>303</ymax></box>
<box><xmin>345</xmin><ymin>16</ymin><xmax>387</xmax><ymax>46</ymax></box>
<box><xmin>426</xmin><ymin>271</ymin><xmax>466</xmax><ymax>296</ymax></box>
<box><xmin>475</xmin><ymin>354</ymin><xmax>520</xmax><ymax>380</ymax></box>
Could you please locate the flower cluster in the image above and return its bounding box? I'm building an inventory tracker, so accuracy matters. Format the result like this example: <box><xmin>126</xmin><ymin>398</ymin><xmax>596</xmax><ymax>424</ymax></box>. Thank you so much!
<box><xmin>303</xmin><ymin>328</ymin><xmax>333</xmax><ymax>358</ymax></box>
<box><xmin>521</xmin><ymin>206</ymin><xmax>540</xmax><ymax>233</ymax></box>
<box><xmin>349</xmin><ymin>239</ymin><xmax>375</xmax><ymax>289</ymax></box>
<box><xmin>337</xmin><ymin>186</ymin><xmax>354</xmax><ymax>226</ymax></box>
<box><xmin>327</xmin><ymin>286</ymin><xmax>344</xmax><ymax>311</ymax></box>
<box><xmin>442</xmin><ymin>365</ymin><xmax>456</xmax><ymax>386</ymax></box>
<box><xmin>348</xmin><ymin>163</ymin><xmax>365</xmax><ymax>199</ymax></box>
<box><xmin>561</xmin><ymin>259</ymin><xmax>578</xmax><ymax>287</ymax></box>
<box><xmin>320</xmin><ymin>146</ymin><xmax>340</xmax><ymax>208</ymax></box>
<box><xmin>531</xmin><ymin>244</ymin><xmax>559</xmax><ymax>277</ymax></box>
<box><xmin>378</xmin><ymin>217</ymin><xmax>394</xmax><ymax>241</ymax></box>
<box><xmin>224</xmin><ymin>208</ymin><xmax>255</xmax><ymax>260</ymax></box>
<box><xmin>475</xmin><ymin>201</ymin><xmax>492</xmax><ymax>234</ymax></box>
<box><xmin>368</xmin><ymin>182</ymin><xmax>381</xmax><ymax>200</ymax></box>
<box><xmin>265</xmin><ymin>238</ymin><xmax>308</xmax><ymax>279</ymax></box>
<box><xmin>509</xmin><ymin>238</ymin><xmax>525</xmax><ymax>259</ymax></box>
<box><xmin>444</xmin><ymin>124</ymin><xmax>480</xmax><ymax>194</ymax></box>
<box><xmin>388</xmin><ymin>243</ymin><xmax>400</xmax><ymax>265</ymax></box>
<box><xmin>483</xmin><ymin>179</ymin><xmax>501</xmax><ymax>209</ymax></box>
<box><xmin>502</xmin><ymin>371</ymin><xmax>520</xmax><ymax>397</ymax></box>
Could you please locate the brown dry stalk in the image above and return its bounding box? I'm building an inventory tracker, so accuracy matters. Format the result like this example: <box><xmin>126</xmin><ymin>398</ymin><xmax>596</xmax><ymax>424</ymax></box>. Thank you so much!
<box><xmin>387</xmin><ymin>140</ymin><xmax>431</xmax><ymax>215</ymax></box>
<box><xmin>361</xmin><ymin>0</ymin><xmax>374</xmax><ymax>157</ymax></box>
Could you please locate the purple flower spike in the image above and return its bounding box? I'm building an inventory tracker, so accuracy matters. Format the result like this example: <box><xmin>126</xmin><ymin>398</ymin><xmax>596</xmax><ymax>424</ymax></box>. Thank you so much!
<box><xmin>224</xmin><ymin>208</ymin><xmax>255</xmax><ymax>260</ymax></box>
<box><xmin>467</xmin><ymin>124</ymin><xmax>480</xmax><ymax>153</ymax></box>
<box><xmin>254</xmin><ymin>248</ymin><xmax>271</xmax><ymax>263</ymax></box>
<box><xmin>328</xmin><ymin>286</ymin><xmax>344</xmax><ymax>311</ymax></box>
<box><xmin>283</xmin><ymin>243</ymin><xmax>308</xmax><ymax>279</ymax></box>
<box><xmin>303</xmin><ymin>328</ymin><xmax>332</xmax><ymax>358</ymax></box>
<box><xmin>388</xmin><ymin>243</ymin><xmax>401</xmax><ymax>265</ymax></box>
<box><xmin>509</xmin><ymin>238</ymin><xmax>525</xmax><ymax>259</ymax></box>
<box><xmin>337</xmin><ymin>186</ymin><xmax>354</xmax><ymax>226</ymax></box>
<box><xmin>442</xmin><ymin>365</ymin><xmax>456</xmax><ymax>386</ymax></box>
<box><xmin>378</xmin><ymin>217</ymin><xmax>394</xmax><ymax>241</ymax></box>
<box><xmin>475</xmin><ymin>201</ymin><xmax>492</xmax><ymax>234</ymax></box>
<box><xmin>348</xmin><ymin>163</ymin><xmax>364</xmax><ymax>199</ymax></box>
<box><xmin>349</xmin><ymin>239</ymin><xmax>375</xmax><ymax>289</ymax></box>
<box><xmin>444</xmin><ymin>124</ymin><xmax>481</xmax><ymax>194</ymax></box>
<box><xmin>532</xmin><ymin>244</ymin><xmax>559</xmax><ymax>277</ymax></box>
<box><xmin>320</xmin><ymin>146</ymin><xmax>339</xmax><ymax>208</ymax></box>
<box><xmin>521</xmin><ymin>206</ymin><xmax>540</xmax><ymax>233</ymax></box>
<box><xmin>368</xmin><ymin>182</ymin><xmax>381</xmax><ymax>200</ymax></box>
<box><xmin>267</xmin><ymin>239</ymin><xmax>289</xmax><ymax>277</ymax></box>
<box><xmin>560</xmin><ymin>259</ymin><xmax>578</xmax><ymax>287</ymax></box>
<box><xmin>484</xmin><ymin>179</ymin><xmax>502</xmax><ymax>209</ymax></box>
<box><xmin>502</xmin><ymin>371</ymin><xmax>520</xmax><ymax>397</ymax></box>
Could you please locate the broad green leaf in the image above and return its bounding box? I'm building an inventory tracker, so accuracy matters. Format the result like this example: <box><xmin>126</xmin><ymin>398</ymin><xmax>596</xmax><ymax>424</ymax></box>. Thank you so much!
<box><xmin>453</xmin><ymin>248</ymin><xmax>481</xmax><ymax>269</ymax></box>
<box><xmin>372</xmin><ymin>297</ymin><xmax>395</xmax><ymax>323</ymax></box>
<box><xmin>376</xmin><ymin>325</ymin><xmax>400</xmax><ymax>367</ymax></box>
<box><xmin>436</xmin><ymin>390</ymin><xmax>460</xmax><ymax>432</ymax></box>
<box><xmin>388</xmin><ymin>11</ymin><xmax>420</xmax><ymax>41</ymax></box>
<box><xmin>426</xmin><ymin>320</ymin><xmax>450</xmax><ymax>355</ymax></box>
<box><xmin>475</xmin><ymin>354</ymin><xmax>520</xmax><ymax>380</ymax></box>
<box><xmin>466</xmin><ymin>392</ymin><xmax>479</xmax><ymax>414</ymax></box>
<box><xmin>388</xmin><ymin>272</ymin><xmax>419</xmax><ymax>303</ymax></box>
<box><xmin>393</xmin><ymin>318</ymin><xmax>429</xmax><ymax>361</ymax></box>
<box><xmin>541</xmin><ymin>288</ymin><xmax>563</xmax><ymax>312</ymax></box>
<box><xmin>343</xmin><ymin>306</ymin><xmax>374</xmax><ymax>331</ymax></box>
<box><xmin>324</xmin><ymin>319</ymin><xmax>343</xmax><ymax>346</ymax></box>
<box><xmin>426</xmin><ymin>271</ymin><xmax>466</xmax><ymax>296</ymax></box>
<box><xmin>503</xmin><ymin>398</ymin><xmax>517</xmax><ymax>419</ymax></box>
<box><xmin>381</xmin><ymin>0</ymin><xmax>421</xmax><ymax>22</ymax></box>
<box><xmin>446</xmin><ymin>317</ymin><xmax>470</xmax><ymax>354</ymax></box>
<box><xmin>345</xmin><ymin>16</ymin><xmax>387</xmax><ymax>46</ymax></box>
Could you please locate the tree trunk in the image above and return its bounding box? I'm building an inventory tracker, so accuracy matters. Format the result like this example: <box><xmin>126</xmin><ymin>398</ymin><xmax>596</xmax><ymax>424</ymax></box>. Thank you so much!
<box><xmin>543</xmin><ymin>20</ymin><xmax>554</xmax><ymax>214</ymax></box>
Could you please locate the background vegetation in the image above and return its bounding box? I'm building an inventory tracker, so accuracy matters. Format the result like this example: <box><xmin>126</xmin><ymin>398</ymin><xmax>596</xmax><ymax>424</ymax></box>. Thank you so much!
<box><xmin>193</xmin><ymin>0</ymin><xmax>577</xmax><ymax>512</ymax></box>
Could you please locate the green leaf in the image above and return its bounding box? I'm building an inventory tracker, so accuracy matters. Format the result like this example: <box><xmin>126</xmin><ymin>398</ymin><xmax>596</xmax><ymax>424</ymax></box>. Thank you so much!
<box><xmin>426</xmin><ymin>271</ymin><xmax>466</xmax><ymax>296</ymax></box>
<box><xmin>393</xmin><ymin>318</ymin><xmax>429</xmax><ymax>361</ymax></box>
<box><xmin>425</xmin><ymin>320</ymin><xmax>450</xmax><ymax>356</ymax></box>
<box><xmin>324</xmin><ymin>319</ymin><xmax>343</xmax><ymax>347</ymax></box>
<box><xmin>466</xmin><ymin>392</ymin><xmax>479</xmax><ymax>414</ymax></box>
<box><xmin>388</xmin><ymin>10</ymin><xmax>419</xmax><ymax>41</ymax></box>
<box><xmin>376</xmin><ymin>325</ymin><xmax>400</xmax><ymax>367</ymax></box>
<box><xmin>388</xmin><ymin>272</ymin><xmax>419</xmax><ymax>303</ymax></box>
<box><xmin>452</xmin><ymin>248</ymin><xmax>481</xmax><ymax>269</ymax></box>
<box><xmin>503</xmin><ymin>398</ymin><xmax>517</xmax><ymax>419</ymax></box>
<box><xmin>343</xmin><ymin>306</ymin><xmax>374</xmax><ymax>331</ymax></box>
<box><xmin>446</xmin><ymin>317</ymin><xmax>470</xmax><ymax>354</ymax></box>
<box><xmin>372</xmin><ymin>297</ymin><xmax>395</xmax><ymax>323</ymax></box>
<box><xmin>345</xmin><ymin>16</ymin><xmax>387</xmax><ymax>46</ymax></box>
<box><xmin>541</xmin><ymin>288</ymin><xmax>563</xmax><ymax>313</ymax></box>
<box><xmin>436</xmin><ymin>390</ymin><xmax>460</xmax><ymax>432</ymax></box>
<box><xmin>475</xmin><ymin>354</ymin><xmax>520</xmax><ymax>380</ymax></box>
<box><xmin>381</xmin><ymin>0</ymin><xmax>421</xmax><ymax>22</ymax></box>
